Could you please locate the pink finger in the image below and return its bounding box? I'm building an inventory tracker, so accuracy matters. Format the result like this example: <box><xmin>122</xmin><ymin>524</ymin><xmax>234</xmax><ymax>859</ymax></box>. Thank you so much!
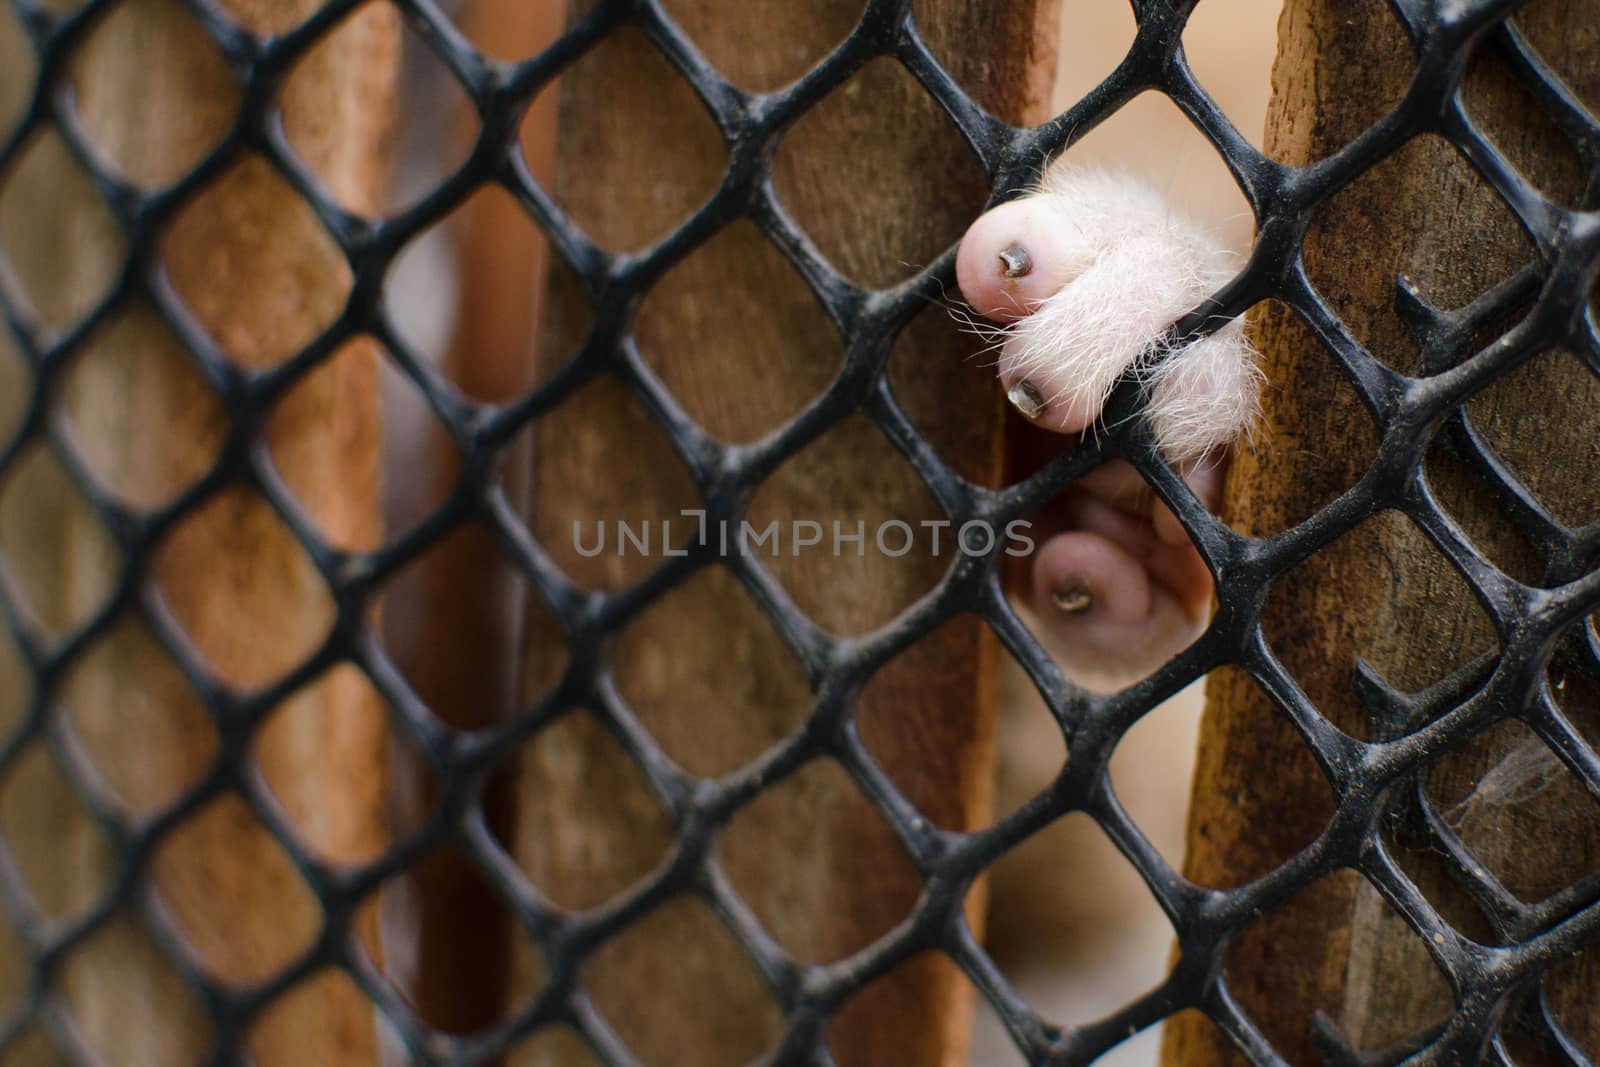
<box><xmin>955</xmin><ymin>198</ymin><xmax>1092</xmax><ymax>324</ymax></box>
<box><xmin>1064</xmin><ymin>492</ymin><xmax>1213</xmax><ymax>624</ymax></box>
<box><xmin>1030</xmin><ymin>530</ymin><xmax>1152</xmax><ymax>630</ymax></box>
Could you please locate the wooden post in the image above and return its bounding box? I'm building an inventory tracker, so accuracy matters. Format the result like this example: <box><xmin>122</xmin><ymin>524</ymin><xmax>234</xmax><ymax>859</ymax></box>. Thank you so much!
<box><xmin>0</xmin><ymin>0</ymin><xmax>398</xmax><ymax>1062</ymax></box>
<box><xmin>1164</xmin><ymin>2</ymin><xmax>1600</xmax><ymax>1064</ymax></box>
<box><xmin>378</xmin><ymin>0</ymin><xmax>565</xmax><ymax>1038</ymax></box>
<box><xmin>512</xmin><ymin>2</ymin><xmax>1057</xmax><ymax>1065</ymax></box>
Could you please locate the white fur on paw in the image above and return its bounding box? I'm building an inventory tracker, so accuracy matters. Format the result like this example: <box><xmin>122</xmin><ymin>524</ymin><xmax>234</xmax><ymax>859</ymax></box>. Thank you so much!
<box><xmin>956</xmin><ymin>164</ymin><xmax>1260</xmax><ymax>462</ymax></box>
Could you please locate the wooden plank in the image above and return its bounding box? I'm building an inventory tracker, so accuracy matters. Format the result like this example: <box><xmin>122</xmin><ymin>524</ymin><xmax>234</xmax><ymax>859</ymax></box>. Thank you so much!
<box><xmin>0</xmin><ymin>0</ymin><xmax>398</xmax><ymax>1062</ymax></box>
<box><xmin>512</xmin><ymin>2</ymin><xmax>1057</xmax><ymax>1064</ymax></box>
<box><xmin>378</xmin><ymin>0</ymin><xmax>566</xmax><ymax>1039</ymax></box>
<box><xmin>1163</xmin><ymin>2</ymin><xmax>1600</xmax><ymax>1063</ymax></box>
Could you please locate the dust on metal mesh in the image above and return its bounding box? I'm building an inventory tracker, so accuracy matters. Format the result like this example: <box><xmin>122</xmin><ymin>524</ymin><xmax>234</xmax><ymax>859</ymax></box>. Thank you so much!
<box><xmin>1</xmin><ymin>0</ymin><xmax>1598</xmax><ymax>1063</ymax></box>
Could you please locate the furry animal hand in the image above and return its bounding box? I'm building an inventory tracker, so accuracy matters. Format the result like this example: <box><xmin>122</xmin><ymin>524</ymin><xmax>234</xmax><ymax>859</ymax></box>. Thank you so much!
<box><xmin>956</xmin><ymin>164</ymin><xmax>1258</xmax><ymax>688</ymax></box>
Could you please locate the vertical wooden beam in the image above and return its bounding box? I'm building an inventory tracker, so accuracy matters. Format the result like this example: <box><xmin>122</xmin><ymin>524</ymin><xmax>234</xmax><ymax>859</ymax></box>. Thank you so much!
<box><xmin>0</xmin><ymin>0</ymin><xmax>398</xmax><ymax>1062</ymax></box>
<box><xmin>379</xmin><ymin>0</ymin><xmax>565</xmax><ymax>1039</ymax></box>
<box><xmin>513</xmin><ymin>2</ymin><xmax>1056</xmax><ymax>1065</ymax></box>
<box><xmin>1164</xmin><ymin>2</ymin><xmax>1600</xmax><ymax>1064</ymax></box>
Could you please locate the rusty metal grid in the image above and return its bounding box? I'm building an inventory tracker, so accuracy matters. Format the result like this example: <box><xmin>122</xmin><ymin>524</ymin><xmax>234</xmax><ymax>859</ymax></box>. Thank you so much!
<box><xmin>1</xmin><ymin>0</ymin><xmax>1599</xmax><ymax>1063</ymax></box>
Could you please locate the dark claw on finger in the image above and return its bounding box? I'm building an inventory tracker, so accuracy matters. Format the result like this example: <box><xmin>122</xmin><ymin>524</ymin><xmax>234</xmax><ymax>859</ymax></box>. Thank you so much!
<box><xmin>998</xmin><ymin>243</ymin><xmax>1032</xmax><ymax>277</ymax></box>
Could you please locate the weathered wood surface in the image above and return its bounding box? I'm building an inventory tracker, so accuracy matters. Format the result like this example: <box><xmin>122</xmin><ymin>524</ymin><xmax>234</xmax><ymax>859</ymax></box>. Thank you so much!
<box><xmin>0</xmin><ymin>0</ymin><xmax>398</xmax><ymax>1061</ymax></box>
<box><xmin>1164</xmin><ymin>1</ymin><xmax>1600</xmax><ymax>1064</ymax></box>
<box><xmin>512</xmin><ymin>2</ymin><xmax>1058</xmax><ymax>1065</ymax></box>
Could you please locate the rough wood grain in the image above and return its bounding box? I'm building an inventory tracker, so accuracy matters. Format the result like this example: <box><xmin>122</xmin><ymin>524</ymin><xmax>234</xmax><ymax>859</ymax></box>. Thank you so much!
<box><xmin>1163</xmin><ymin>2</ymin><xmax>1600</xmax><ymax>1064</ymax></box>
<box><xmin>0</xmin><ymin>0</ymin><xmax>398</xmax><ymax>1062</ymax></box>
<box><xmin>511</xmin><ymin>2</ymin><xmax>1057</xmax><ymax>1064</ymax></box>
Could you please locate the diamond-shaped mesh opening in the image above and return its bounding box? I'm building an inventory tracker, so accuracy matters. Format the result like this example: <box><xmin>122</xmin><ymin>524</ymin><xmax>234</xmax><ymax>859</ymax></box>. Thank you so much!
<box><xmin>1062</xmin><ymin>89</ymin><xmax>1255</xmax><ymax>255</ymax></box>
<box><xmin>0</xmin><ymin>444</ymin><xmax>122</xmax><ymax>642</ymax></box>
<box><xmin>746</xmin><ymin>414</ymin><xmax>947</xmax><ymax>636</ymax></box>
<box><xmin>613</xmin><ymin>564</ymin><xmax>809</xmax><ymax>779</ymax></box>
<box><xmin>278</xmin><ymin>2</ymin><xmax>408</xmax><ymax>220</ymax></box>
<box><xmin>247</xmin><ymin>966</ymin><xmax>404</xmax><ymax>1063</ymax></box>
<box><xmin>261</xmin><ymin>340</ymin><xmax>387</xmax><ymax>554</ymax></box>
<box><xmin>637</xmin><ymin>220</ymin><xmax>844</xmax><ymax>445</ymax></box>
<box><xmin>379</xmin><ymin>518</ymin><xmax>541</xmax><ymax>736</ymax></box>
<box><xmin>151</xmin><ymin>487</ymin><xmax>336</xmax><ymax>690</ymax></box>
<box><xmin>827</xmin><ymin>950</ymin><xmax>975</xmax><ymax>1066</ymax></box>
<box><xmin>249</xmin><ymin>664</ymin><xmax>391</xmax><ymax>866</ymax></box>
<box><xmin>371</xmin><ymin>844</ymin><xmax>536</xmax><ymax>1035</ymax></box>
<box><xmin>999</xmin><ymin>456</ymin><xmax>1219</xmax><ymax>693</ymax></box>
<box><xmin>1306</xmin><ymin>132</ymin><xmax>1538</xmax><ymax>379</ymax></box>
<box><xmin>888</xmin><ymin>301</ymin><xmax>1007</xmax><ymax>489</ymax></box>
<box><xmin>1460</xmin><ymin>22</ymin><xmax>1588</xmax><ymax>212</ymax></box>
<box><xmin>55</xmin><ymin>302</ymin><xmax>227</xmax><ymax>514</ymax></box>
<box><xmin>857</xmin><ymin>614</ymin><xmax>1005</xmax><ymax>831</ymax></box>
<box><xmin>504</xmin><ymin>708</ymin><xmax>675</xmax><ymax>914</ymax></box>
<box><xmin>161</xmin><ymin>154</ymin><xmax>353</xmax><ymax>371</ymax></box>
<box><xmin>662</xmin><ymin>0</ymin><xmax>855</xmax><ymax>94</ymax></box>
<box><xmin>1180</xmin><ymin>3</ymin><xmax>1277</xmax><ymax>156</ymax></box>
<box><xmin>65</xmin><ymin>0</ymin><xmax>239</xmax><ymax>193</ymax></box>
<box><xmin>58</xmin><ymin>615</ymin><xmax>218</xmax><ymax>818</ymax></box>
<box><xmin>976</xmin><ymin>812</ymin><xmax>1177</xmax><ymax>1030</ymax></box>
<box><xmin>989</xmin><ymin>641</ymin><xmax>1070</xmax><ymax>826</ymax></box>
<box><xmin>584</xmin><ymin>896</ymin><xmax>782</xmax><ymax>1067</ymax></box>
<box><xmin>148</xmin><ymin>792</ymin><xmax>322</xmax><ymax>985</ymax></box>
<box><xmin>1257</xmin><ymin>0</ymin><xmax>1418</xmax><ymax>166</ymax></box>
<box><xmin>1217</xmin><ymin>298</ymin><xmax>1382</xmax><ymax>539</ymax></box>
<box><xmin>374</xmin><ymin>360</ymin><xmax>461</xmax><ymax>543</ymax></box>
<box><xmin>529</xmin><ymin>374</ymin><xmax>701</xmax><ymax>594</ymax></box>
<box><xmin>1261</xmin><ymin>510</ymin><xmax>1500</xmax><ymax>743</ymax></box>
<box><xmin>0</xmin><ymin>131</ymin><xmax>125</xmax><ymax>338</ymax></box>
<box><xmin>1320</xmin><ymin>871</ymin><xmax>1458</xmax><ymax>1060</ymax></box>
<box><xmin>56</xmin><ymin>912</ymin><xmax>213</xmax><ymax>1067</ymax></box>
<box><xmin>1422</xmin><ymin>434</ymin><xmax>1547</xmax><ymax>586</ymax></box>
<box><xmin>772</xmin><ymin>56</ymin><xmax>987</xmax><ymax>290</ymax></box>
<box><xmin>0</xmin><ymin>742</ymin><xmax>115</xmax><ymax>924</ymax></box>
<box><xmin>4</xmin><ymin>0</ymin><xmax>1600</xmax><ymax>1062</ymax></box>
<box><xmin>721</xmin><ymin>756</ymin><xmax>920</xmax><ymax>964</ymax></box>
<box><xmin>1180</xmin><ymin>667</ymin><xmax>1336</xmax><ymax>890</ymax></box>
<box><xmin>1220</xmin><ymin>868</ymin><xmax>1446</xmax><ymax>1065</ymax></box>
<box><xmin>384</xmin><ymin>183</ymin><xmax>559</xmax><ymax>405</ymax></box>
<box><xmin>1423</xmin><ymin>716</ymin><xmax>1600</xmax><ymax>907</ymax></box>
<box><xmin>546</xmin><ymin>27</ymin><xmax>726</xmax><ymax>255</ymax></box>
<box><xmin>1512</xmin><ymin>4</ymin><xmax>1600</xmax><ymax>116</ymax></box>
<box><xmin>380</xmin><ymin>18</ymin><xmax>480</xmax><ymax>221</ymax></box>
<box><xmin>1050</xmin><ymin>3</ymin><xmax>1135</xmax><ymax>126</ymax></box>
<box><xmin>1462</xmin><ymin>349</ymin><xmax>1600</xmax><ymax>531</ymax></box>
<box><xmin>1105</xmin><ymin>679</ymin><xmax>1205</xmax><ymax>870</ymax></box>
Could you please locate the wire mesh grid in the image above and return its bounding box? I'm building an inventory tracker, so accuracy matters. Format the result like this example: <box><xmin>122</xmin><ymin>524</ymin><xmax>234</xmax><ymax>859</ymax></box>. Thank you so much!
<box><xmin>0</xmin><ymin>0</ymin><xmax>1598</xmax><ymax>1063</ymax></box>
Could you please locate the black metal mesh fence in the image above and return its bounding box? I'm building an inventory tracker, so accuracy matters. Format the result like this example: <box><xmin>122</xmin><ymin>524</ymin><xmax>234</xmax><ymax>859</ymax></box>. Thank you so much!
<box><xmin>1</xmin><ymin>0</ymin><xmax>1599</xmax><ymax>1064</ymax></box>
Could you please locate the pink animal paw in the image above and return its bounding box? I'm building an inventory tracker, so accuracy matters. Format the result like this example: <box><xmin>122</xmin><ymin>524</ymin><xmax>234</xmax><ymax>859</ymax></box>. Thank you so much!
<box><xmin>957</xmin><ymin>164</ymin><xmax>1258</xmax><ymax>689</ymax></box>
<box><xmin>956</xmin><ymin>164</ymin><xmax>1258</xmax><ymax>463</ymax></box>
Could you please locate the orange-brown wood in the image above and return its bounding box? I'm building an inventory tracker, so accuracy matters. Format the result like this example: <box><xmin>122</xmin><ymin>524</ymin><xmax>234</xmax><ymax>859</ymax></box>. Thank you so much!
<box><xmin>510</xmin><ymin>3</ymin><xmax>1058</xmax><ymax>1065</ymax></box>
<box><xmin>379</xmin><ymin>0</ymin><xmax>566</xmax><ymax>1039</ymax></box>
<box><xmin>1163</xmin><ymin>2</ymin><xmax>1600</xmax><ymax>1064</ymax></box>
<box><xmin>0</xmin><ymin>0</ymin><xmax>398</xmax><ymax>1062</ymax></box>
